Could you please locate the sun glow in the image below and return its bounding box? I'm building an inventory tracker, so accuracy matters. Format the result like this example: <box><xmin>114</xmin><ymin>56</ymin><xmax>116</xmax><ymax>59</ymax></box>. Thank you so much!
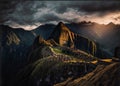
<box><xmin>90</xmin><ymin>12</ymin><xmax>120</xmax><ymax>25</ymax></box>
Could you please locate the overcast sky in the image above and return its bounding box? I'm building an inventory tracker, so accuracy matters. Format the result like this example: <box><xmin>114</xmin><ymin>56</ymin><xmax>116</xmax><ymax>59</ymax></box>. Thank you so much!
<box><xmin>0</xmin><ymin>1</ymin><xmax>120</xmax><ymax>30</ymax></box>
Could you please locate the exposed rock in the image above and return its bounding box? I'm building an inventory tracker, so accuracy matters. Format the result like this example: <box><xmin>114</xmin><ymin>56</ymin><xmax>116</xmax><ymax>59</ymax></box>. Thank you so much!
<box><xmin>49</xmin><ymin>22</ymin><xmax>75</xmax><ymax>48</ymax></box>
<box><xmin>6</xmin><ymin>31</ymin><xmax>20</xmax><ymax>45</ymax></box>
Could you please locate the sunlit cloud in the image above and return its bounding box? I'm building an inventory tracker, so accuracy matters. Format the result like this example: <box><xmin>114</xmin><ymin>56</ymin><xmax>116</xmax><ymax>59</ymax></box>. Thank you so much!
<box><xmin>90</xmin><ymin>12</ymin><xmax>120</xmax><ymax>24</ymax></box>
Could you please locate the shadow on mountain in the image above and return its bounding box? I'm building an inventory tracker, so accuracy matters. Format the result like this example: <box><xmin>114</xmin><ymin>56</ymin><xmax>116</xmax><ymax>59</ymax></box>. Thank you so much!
<box><xmin>0</xmin><ymin>22</ymin><xmax>120</xmax><ymax>86</ymax></box>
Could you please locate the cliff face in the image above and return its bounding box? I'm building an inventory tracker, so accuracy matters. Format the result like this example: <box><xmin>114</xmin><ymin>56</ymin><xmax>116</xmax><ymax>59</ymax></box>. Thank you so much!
<box><xmin>74</xmin><ymin>34</ymin><xmax>97</xmax><ymax>56</ymax></box>
<box><xmin>49</xmin><ymin>22</ymin><xmax>75</xmax><ymax>48</ymax></box>
<box><xmin>49</xmin><ymin>22</ymin><xmax>97</xmax><ymax>56</ymax></box>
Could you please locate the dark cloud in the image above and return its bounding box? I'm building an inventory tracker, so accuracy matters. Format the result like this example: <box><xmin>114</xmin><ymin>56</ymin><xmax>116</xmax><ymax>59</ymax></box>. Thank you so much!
<box><xmin>79</xmin><ymin>1</ymin><xmax>120</xmax><ymax>13</ymax></box>
<box><xmin>37</xmin><ymin>13</ymin><xmax>62</xmax><ymax>23</ymax></box>
<box><xmin>0</xmin><ymin>1</ymin><xmax>47</xmax><ymax>25</ymax></box>
<box><xmin>0</xmin><ymin>1</ymin><xmax>120</xmax><ymax>29</ymax></box>
<box><xmin>0</xmin><ymin>1</ymin><xmax>17</xmax><ymax>23</ymax></box>
<box><xmin>52</xmin><ymin>1</ymin><xmax>120</xmax><ymax>14</ymax></box>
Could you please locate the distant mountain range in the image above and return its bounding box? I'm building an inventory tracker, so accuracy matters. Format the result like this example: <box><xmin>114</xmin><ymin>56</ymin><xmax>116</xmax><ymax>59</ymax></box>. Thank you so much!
<box><xmin>67</xmin><ymin>22</ymin><xmax>120</xmax><ymax>55</ymax></box>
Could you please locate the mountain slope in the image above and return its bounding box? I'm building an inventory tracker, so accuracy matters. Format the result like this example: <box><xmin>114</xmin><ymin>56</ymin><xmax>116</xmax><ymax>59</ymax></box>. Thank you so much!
<box><xmin>0</xmin><ymin>25</ymin><xmax>35</xmax><ymax>86</ymax></box>
<box><xmin>0</xmin><ymin>24</ymin><xmax>55</xmax><ymax>86</ymax></box>
<box><xmin>54</xmin><ymin>62</ymin><xmax>120</xmax><ymax>86</ymax></box>
<box><xmin>12</xmin><ymin>37</ymin><xmax>99</xmax><ymax>86</ymax></box>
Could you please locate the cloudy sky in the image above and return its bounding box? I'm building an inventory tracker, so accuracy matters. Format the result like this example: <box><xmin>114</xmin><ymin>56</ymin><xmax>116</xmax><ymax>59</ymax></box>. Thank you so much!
<box><xmin>0</xmin><ymin>1</ymin><xmax>120</xmax><ymax>30</ymax></box>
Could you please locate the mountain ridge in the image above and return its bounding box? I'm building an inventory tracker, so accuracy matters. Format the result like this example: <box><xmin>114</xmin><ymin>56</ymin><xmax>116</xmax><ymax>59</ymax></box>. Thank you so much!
<box><xmin>1</xmin><ymin>22</ymin><xmax>119</xmax><ymax>86</ymax></box>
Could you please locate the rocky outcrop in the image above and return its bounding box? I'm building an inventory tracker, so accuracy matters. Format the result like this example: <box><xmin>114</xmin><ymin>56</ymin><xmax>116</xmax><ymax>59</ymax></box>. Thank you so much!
<box><xmin>49</xmin><ymin>22</ymin><xmax>75</xmax><ymax>48</ymax></box>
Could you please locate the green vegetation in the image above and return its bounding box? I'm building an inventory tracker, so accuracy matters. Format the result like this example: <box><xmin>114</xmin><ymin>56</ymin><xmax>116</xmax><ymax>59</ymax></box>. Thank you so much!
<box><xmin>52</xmin><ymin>47</ymin><xmax>63</xmax><ymax>54</ymax></box>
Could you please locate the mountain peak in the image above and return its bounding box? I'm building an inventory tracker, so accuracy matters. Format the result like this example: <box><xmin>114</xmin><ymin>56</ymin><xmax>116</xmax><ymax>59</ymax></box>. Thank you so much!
<box><xmin>49</xmin><ymin>22</ymin><xmax>74</xmax><ymax>48</ymax></box>
<box><xmin>58</xmin><ymin>22</ymin><xmax>65</xmax><ymax>26</ymax></box>
<box><xmin>56</xmin><ymin>22</ymin><xmax>70</xmax><ymax>32</ymax></box>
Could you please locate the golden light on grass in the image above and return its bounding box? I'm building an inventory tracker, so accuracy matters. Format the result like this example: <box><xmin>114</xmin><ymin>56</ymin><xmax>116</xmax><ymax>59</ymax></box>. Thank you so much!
<box><xmin>100</xmin><ymin>59</ymin><xmax>113</xmax><ymax>62</ymax></box>
<box><xmin>91</xmin><ymin>60</ymin><xmax>98</xmax><ymax>64</ymax></box>
<box><xmin>91</xmin><ymin>59</ymin><xmax>113</xmax><ymax>64</ymax></box>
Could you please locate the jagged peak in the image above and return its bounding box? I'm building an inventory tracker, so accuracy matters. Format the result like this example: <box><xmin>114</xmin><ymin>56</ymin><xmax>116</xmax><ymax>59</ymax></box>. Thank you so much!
<box><xmin>58</xmin><ymin>22</ymin><xmax>65</xmax><ymax>26</ymax></box>
<box><xmin>48</xmin><ymin>22</ymin><xmax>75</xmax><ymax>48</ymax></box>
<box><xmin>56</xmin><ymin>22</ymin><xmax>70</xmax><ymax>31</ymax></box>
<box><xmin>49</xmin><ymin>22</ymin><xmax>72</xmax><ymax>39</ymax></box>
